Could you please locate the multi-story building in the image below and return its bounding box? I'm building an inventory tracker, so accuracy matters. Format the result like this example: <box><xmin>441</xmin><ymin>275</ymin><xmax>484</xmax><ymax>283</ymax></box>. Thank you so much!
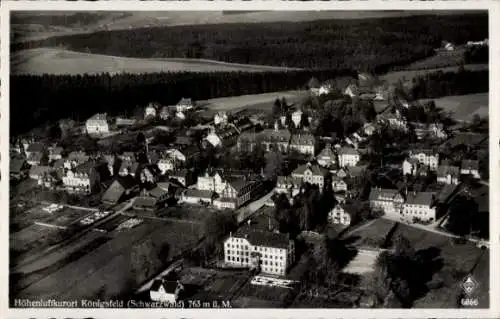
<box><xmin>402</xmin><ymin>158</ymin><xmax>420</xmax><ymax>176</ymax></box>
<box><xmin>224</xmin><ymin>229</ymin><xmax>295</xmax><ymax>275</ymax></box>
<box><xmin>291</xmin><ymin>110</ymin><xmax>303</xmax><ymax>128</ymax></box>
<box><xmin>328</xmin><ymin>204</ymin><xmax>354</xmax><ymax>226</ymax></box>
<box><xmin>213</xmin><ymin>180</ymin><xmax>261</xmax><ymax>210</ymax></box>
<box><xmin>437</xmin><ymin>165</ymin><xmax>460</xmax><ymax>185</ymax></box>
<box><xmin>369</xmin><ymin>188</ymin><xmax>405</xmax><ymax>217</ymax></box>
<box><xmin>275</xmin><ymin>176</ymin><xmax>302</xmax><ymax>198</ymax></box>
<box><xmin>86</xmin><ymin>113</ymin><xmax>110</xmax><ymax>135</ymax></box>
<box><xmin>409</xmin><ymin>149</ymin><xmax>439</xmax><ymax>171</ymax></box>
<box><xmin>331</xmin><ymin>176</ymin><xmax>348</xmax><ymax>192</ymax></box>
<box><xmin>402</xmin><ymin>192</ymin><xmax>436</xmax><ymax>222</ymax></box>
<box><xmin>62</xmin><ymin>160</ymin><xmax>100</xmax><ymax>194</ymax></box>
<box><xmin>337</xmin><ymin>147</ymin><xmax>360</xmax><ymax>167</ymax></box>
<box><xmin>145</xmin><ymin>102</ymin><xmax>159</xmax><ymax>119</ymax></box>
<box><xmin>289</xmin><ymin>133</ymin><xmax>315</xmax><ymax>156</ymax></box>
<box><xmin>291</xmin><ymin>162</ymin><xmax>328</xmax><ymax>190</ymax></box>
<box><xmin>214</xmin><ymin>112</ymin><xmax>229</xmax><ymax>126</ymax></box>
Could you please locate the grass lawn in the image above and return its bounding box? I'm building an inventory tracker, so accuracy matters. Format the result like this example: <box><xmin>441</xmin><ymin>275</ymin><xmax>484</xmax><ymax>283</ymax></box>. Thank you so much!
<box><xmin>348</xmin><ymin>218</ymin><xmax>396</xmax><ymax>247</ymax></box>
<box><xmin>12</xmin><ymin>48</ymin><xmax>299</xmax><ymax>75</ymax></box>
<box><xmin>39</xmin><ymin>207</ymin><xmax>94</xmax><ymax>227</ymax></box>
<box><xmin>403</xmin><ymin>49</ymin><xmax>466</xmax><ymax>70</ymax></box>
<box><xmin>419</xmin><ymin>93</ymin><xmax>488</xmax><ymax>122</ymax></box>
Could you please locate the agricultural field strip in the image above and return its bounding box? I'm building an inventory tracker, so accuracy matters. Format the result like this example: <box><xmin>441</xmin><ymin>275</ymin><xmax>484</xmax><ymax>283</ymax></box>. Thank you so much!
<box><xmin>18</xmin><ymin>222</ymin><xmax>163</xmax><ymax>299</ymax></box>
<box><xmin>380</xmin><ymin>64</ymin><xmax>488</xmax><ymax>84</ymax></box>
<box><xmin>57</xmin><ymin>222</ymin><xmax>202</xmax><ymax>300</ymax></box>
<box><xmin>20</xmin><ymin>220</ymin><xmax>201</xmax><ymax>300</ymax></box>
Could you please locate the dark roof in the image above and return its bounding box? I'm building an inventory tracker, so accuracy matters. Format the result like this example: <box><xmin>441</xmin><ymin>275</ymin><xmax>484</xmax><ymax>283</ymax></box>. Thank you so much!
<box><xmin>228</xmin><ymin>180</ymin><xmax>255</xmax><ymax>193</ymax></box>
<box><xmin>461</xmin><ymin>159</ymin><xmax>479</xmax><ymax>171</ymax></box>
<box><xmin>183</xmin><ymin>189</ymin><xmax>215</xmax><ymax>199</ymax></box>
<box><xmin>437</xmin><ymin>165</ymin><xmax>460</xmax><ymax>178</ymax></box>
<box><xmin>117</xmin><ymin>175</ymin><xmax>138</xmax><ymax>190</ymax></box>
<box><xmin>231</xmin><ymin>229</ymin><xmax>290</xmax><ymax>249</ymax></box>
<box><xmin>290</xmin><ymin>133</ymin><xmax>315</xmax><ymax>145</ymax></box>
<box><xmin>10</xmin><ymin>158</ymin><xmax>26</xmax><ymax>173</ymax></box>
<box><xmin>261</xmin><ymin>129</ymin><xmax>291</xmax><ymax>143</ymax></box>
<box><xmin>175</xmin><ymin>136</ymin><xmax>193</xmax><ymax>146</ymax></box>
<box><xmin>29</xmin><ymin>165</ymin><xmax>53</xmax><ymax>176</ymax></box>
<box><xmin>369</xmin><ymin>188</ymin><xmax>402</xmax><ymax>202</ymax></box>
<box><xmin>134</xmin><ymin>196</ymin><xmax>158</xmax><ymax>208</ymax></box>
<box><xmin>405</xmin><ymin>192</ymin><xmax>435</xmax><ymax>206</ymax></box>
<box><xmin>73</xmin><ymin>160</ymin><xmax>96</xmax><ymax>174</ymax></box>
<box><xmin>102</xmin><ymin>178</ymin><xmax>132</xmax><ymax>204</ymax></box>
<box><xmin>148</xmin><ymin>186</ymin><xmax>169</xmax><ymax>199</ymax></box>
<box><xmin>26</xmin><ymin>142</ymin><xmax>45</xmax><ymax>153</ymax></box>
<box><xmin>293</xmin><ymin>163</ymin><xmax>328</xmax><ymax>176</ymax></box>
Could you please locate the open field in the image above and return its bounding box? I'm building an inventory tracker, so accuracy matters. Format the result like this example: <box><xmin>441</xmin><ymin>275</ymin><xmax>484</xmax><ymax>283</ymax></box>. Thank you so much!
<box><xmin>39</xmin><ymin>206</ymin><xmax>94</xmax><ymax>227</ymax></box>
<box><xmin>402</xmin><ymin>49</ymin><xmax>467</xmax><ymax>71</ymax></box>
<box><xmin>12</xmin><ymin>48</ymin><xmax>299</xmax><ymax>75</ymax></box>
<box><xmin>419</xmin><ymin>93</ymin><xmax>489</xmax><ymax>122</ymax></box>
<box><xmin>12</xmin><ymin>11</ymin><xmax>462</xmax><ymax>43</ymax></box>
<box><xmin>381</xmin><ymin>64</ymin><xmax>489</xmax><ymax>85</ymax></box>
<box><xmin>13</xmin><ymin>219</ymin><xmax>201</xmax><ymax>301</ymax></box>
<box><xmin>200</xmin><ymin>90</ymin><xmax>306</xmax><ymax>114</ymax></box>
<box><xmin>348</xmin><ymin>218</ymin><xmax>396</xmax><ymax>247</ymax></box>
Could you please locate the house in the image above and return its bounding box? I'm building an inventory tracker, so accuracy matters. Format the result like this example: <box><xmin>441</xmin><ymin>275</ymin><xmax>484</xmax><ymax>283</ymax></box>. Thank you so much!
<box><xmin>291</xmin><ymin>162</ymin><xmax>328</xmax><ymax>190</ymax></box>
<box><xmin>181</xmin><ymin>189</ymin><xmax>216</xmax><ymax>205</ymax></box>
<box><xmin>29</xmin><ymin>165</ymin><xmax>54</xmax><ymax>181</ymax></box>
<box><xmin>328</xmin><ymin>204</ymin><xmax>355</xmax><ymax>225</ymax></box>
<box><xmin>260</xmin><ymin>123</ymin><xmax>291</xmax><ymax>153</ymax></box>
<box><xmin>289</xmin><ymin>133</ymin><xmax>315</xmax><ymax>155</ymax></box>
<box><xmin>157</xmin><ymin>157</ymin><xmax>176</xmax><ymax>175</ymax></box>
<box><xmin>331</xmin><ymin>176</ymin><xmax>348</xmax><ymax>192</ymax></box>
<box><xmin>170</xmin><ymin>169</ymin><xmax>194</xmax><ymax>187</ymax></box>
<box><xmin>197</xmin><ymin>171</ymin><xmax>228</xmax><ymax>194</ymax></box>
<box><xmin>344</xmin><ymin>84</ymin><xmax>359</xmax><ymax>98</ymax></box>
<box><xmin>101</xmin><ymin>175</ymin><xmax>139</xmax><ymax>206</ymax></box>
<box><xmin>159</xmin><ymin>106</ymin><xmax>170</xmax><ymax>120</ymax></box>
<box><xmin>409</xmin><ymin>149</ymin><xmax>439</xmax><ymax>171</ymax></box>
<box><xmin>224</xmin><ymin>228</ymin><xmax>295</xmax><ymax>275</ymax></box>
<box><xmin>428</xmin><ymin>123</ymin><xmax>448</xmax><ymax>140</ymax></box>
<box><xmin>402</xmin><ymin>158</ymin><xmax>420</xmax><ymax>176</ymax></box>
<box><xmin>363</xmin><ymin>123</ymin><xmax>377</xmax><ymax>136</ymax></box>
<box><xmin>86</xmin><ymin>113</ymin><xmax>110</xmax><ymax>135</ymax></box>
<box><xmin>118</xmin><ymin>160</ymin><xmax>140</xmax><ymax>177</ymax></box>
<box><xmin>316</xmin><ymin>144</ymin><xmax>337</xmax><ymax>168</ymax></box>
<box><xmin>369</xmin><ymin>188</ymin><xmax>405</xmax><ymax>217</ymax></box>
<box><xmin>10</xmin><ymin>158</ymin><xmax>28</xmax><ymax>180</ymax></box>
<box><xmin>25</xmin><ymin>142</ymin><xmax>46</xmax><ymax>166</ymax></box>
<box><xmin>48</xmin><ymin>146</ymin><xmax>64</xmax><ymax>162</ymax></box>
<box><xmin>402</xmin><ymin>192</ymin><xmax>437</xmax><ymax>222</ymax></box>
<box><xmin>460</xmin><ymin>160</ymin><xmax>480</xmax><ymax>179</ymax></box>
<box><xmin>214</xmin><ymin>112</ymin><xmax>229</xmax><ymax>126</ymax></box>
<box><xmin>62</xmin><ymin>160</ymin><xmax>101</xmax><ymax>194</ymax></box>
<box><xmin>291</xmin><ymin>110</ymin><xmax>303</xmax><ymax>128</ymax></box>
<box><xmin>150</xmin><ymin>280</ymin><xmax>184</xmax><ymax>303</ymax></box>
<box><xmin>205</xmin><ymin>126</ymin><xmax>240</xmax><ymax>148</ymax></box>
<box><xmin>115</xmin><ymin>117</ymin><xmax>137</xmax><ymax>127</ymax></box>
<box><xmin>275</xmin><ymin>176</ymin><xmax>302</xmax><ymax>198</ymax></box>
<box><xmin>133</xmin><ymin>187</ymin><xmax>169</xmax><ymax>211</ymax></box>
<box><xmin>437</xmin><ymin>165</ymin><xmax>460</xmax><ymax>185</ymax></box>
<box><xmin>175</xmin><ymin>98</ymin><xmax>194</xmax><ymax>112</ymax></box>
<box><xmin>64</xmin><ymin>151</ymin><xmax>90</xmax><ymax>169</ymax></box>
<box><xmin>145</xmin><ymin>102</ymin><xmax>159</xmax><ymax>119</ymax></box>
<box><xmin>213</xmin><ymin>180</ymin><xmax>261</xmax><ymax>209</ymax></box>
<box><xmin>176</xmin><ymin>111</ymin><xmax>186</xmax><ymax>120</ymax></box>
<box><xmin>140</xmin><ymin>165</ymin><xmax>161</xmax><ymax>184</ymax></box>
<box><xmin>338</xmin><ymin>147</ymin><xmax>360</xmax><ymax>167</ymax></box>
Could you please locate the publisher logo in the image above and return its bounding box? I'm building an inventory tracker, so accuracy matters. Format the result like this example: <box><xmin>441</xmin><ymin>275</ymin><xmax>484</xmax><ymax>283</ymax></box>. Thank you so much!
<box><xmin>461</xmin><ymin>274</ymin><xmax>479</xmax><ymax>296</ymax></box>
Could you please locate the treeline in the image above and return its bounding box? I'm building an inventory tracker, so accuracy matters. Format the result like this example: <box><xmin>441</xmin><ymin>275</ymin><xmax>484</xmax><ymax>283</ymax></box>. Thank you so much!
<box><xmin>410</xmin><ymin>68</ymin><xmax>489</xmax><ymax>100</ymax></box>
<box><xmin>12</xmin><ymin>13</ymin><xmax>488</xmax><ymax>71</ymax></box>
<box><xmin>10</xmin><ymin>69</ymin><xmax>354</xmax><ymax>136</ymax></box>
<box><xmin>464</xmin><ymin>45</ymin><xmax>489</xmax><ymax>64</ymax></box>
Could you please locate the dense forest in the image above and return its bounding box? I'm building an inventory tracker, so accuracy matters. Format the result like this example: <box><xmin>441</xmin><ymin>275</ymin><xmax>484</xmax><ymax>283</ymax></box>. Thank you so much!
<box><xmin>12</xmin><ymin>13</ymin><xmax>488</xmax><ymax>71</ymax></box>
<box><xmin>10</xmin><ymin>69</ymin><xmax>355</xmax><ymax>136</ymax></box>
<box><xmin>411</xmin><ymin>68</ymin><xmax>488</xmax><ymax>100</ymax></box>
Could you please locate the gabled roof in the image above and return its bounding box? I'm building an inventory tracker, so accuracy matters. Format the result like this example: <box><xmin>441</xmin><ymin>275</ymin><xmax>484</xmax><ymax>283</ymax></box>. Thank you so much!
<box><xmin>260</xmin><ymin>129</ymin><xmax>291</xmax><ymax>142</ymax></box>
<box><xmin>293</xmin><ymin>163</ymin><xmax>328</xmax><ymax>176</ymax></box>
<box><xmin>102</xmin><ymin>177</ymin><xmax>137</xmax><ymax>204</ymax></box>
<box><xmin>228</xmin><ymin>180</ymin><xmax>255</xmax><ymax>193</ymax></box>
<box><xmin>461</xmin><ymin>159</ymin><xmax>479</xmax><ymax>171</ymax></box>
<box><xmin>290</xmin><ymin>133</ymin><xmax>315</xmax><ymax>145</ymax></box>
<box><xmin>87</xmin><ymin>113</ymin><xmax>108</xmax><ymax>121</ymax></box>
<box><xmin>317</xmin><ymin>146</ymin><xmax>335</xmax><ymax>158</ymax></box>
<box><xmin>29</xmin><ymin>165</ymin><xmax>53</xmax><ymax>176</ymax></box>
<box><xmin>73</xmin><ymin>160</ymin><xmax>97</xmax><ymax>174</ymax></box>
<box><xmin>231</xmin><ymin>228</ymin><xmax>290</xmax><ymax>249</ymax></box>
<box><xmin>148</xmin><ymin>186</ymin><xmax>169</xmax><ymax>199</ymax></box>
<box><xmin>183</xmin><ymin>189</ymin><xmax>215</xmax><ymax>199</ymax></box>
<box><xmin>437</xmin><ymin>165</ymin><xmax>460</xmax><ymax>177</ymax></box>
<box><xmin>277</xmin><ymin>175</ymin><xmax>303</xmax><ymax>186</ymax></box>
<box><xmin>369</xmin><ymin>188</ymin><xmax>403</xmax><ymax>202</ymax></box>
<box><xmin>134</xmin><ymin>196</ymin><xmax>158</xmax><ymax>208</ymax></box>
<box><xmin>10</xmin><ymin>158</ymin><xmax>26</xmax><ymax>173</ymax></box>
<box><xmin>405</xmin><ymin>192</ymin><xmax>435</xmax><ymax>207</ymax></box>
<box><xmin>338</xmin><ymin>146</ymin><xmax>359</xmax><ymax>156</ymax></box>
<box><xmin>26</xmin><ymin>142</ymin><xmax>45</xmax><ymax>153</ymax></box>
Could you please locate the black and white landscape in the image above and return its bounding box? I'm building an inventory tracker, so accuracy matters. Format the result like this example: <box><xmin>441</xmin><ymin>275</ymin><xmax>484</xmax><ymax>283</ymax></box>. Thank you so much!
<box><xmin>9</xmin><ymin>10</ymin><xmax>490</xmax><ymax>309</ymax></box>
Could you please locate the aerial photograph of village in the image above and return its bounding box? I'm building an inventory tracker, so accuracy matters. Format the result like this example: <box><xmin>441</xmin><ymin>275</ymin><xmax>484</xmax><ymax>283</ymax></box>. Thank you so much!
<box><xmin>9</xmin><ymin>10</ymin><xmax>489</xmax><ymax>309</ymax></box>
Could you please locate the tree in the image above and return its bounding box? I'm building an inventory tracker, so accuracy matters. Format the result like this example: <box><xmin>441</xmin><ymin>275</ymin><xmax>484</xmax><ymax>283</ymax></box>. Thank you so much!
<box><xmin>202</xmin><ymin>210</ymin><xmax>238</xmax><ymax>257</ymax></box>
<box><xmin>272</xmin><ymin>98</ymin><xmax>282</xmax><ymax>119</ymax></box>
<box><xmin>446</xmin><ymin>194</ymin><xmax>477</xmax><ymax>236</ymax></box>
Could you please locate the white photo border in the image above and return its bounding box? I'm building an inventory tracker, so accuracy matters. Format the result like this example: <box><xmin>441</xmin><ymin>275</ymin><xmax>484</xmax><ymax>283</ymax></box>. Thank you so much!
<box><xmin>1</xmin><ymin>1</ymin><xmax>499</xmax><ymax>318</ymax></box>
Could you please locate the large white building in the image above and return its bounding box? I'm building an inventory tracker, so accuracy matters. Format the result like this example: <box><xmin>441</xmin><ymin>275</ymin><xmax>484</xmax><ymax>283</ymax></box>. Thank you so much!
<box><xmin>224</xmin><ymin>229</ymin><xmax>295</xmax><ymax>275</ymax></box>
<box><xmin>338</xmin><ymin>147</ymin><xmax>360</xmax><ymax>167</ymax></box>
<box><xmin>291</xmin><ymin>110</ymin><xmax>303</xmax><ymax>128</ymax></box>
<box><xmin>409</xmin><ymin>149</ymin><xmax>439</xmax><ymax>171</ymax></box>
<box><xmin>275</xmin><ymin>176</ymin><xmax>302</xmax><ymax>198</ymax></box>
<box><xmin>86</xmin><ymin>113</ymin><xmax>110</xmax><ymax>135</ymax></box>
<box><xmin>289</xmin><ymin>133</ymin><xmax>315</xmax><ymax>155</ymax></box>
<box><xmin>316</xmin><ymin>144</ymin><xmax>337</xmax><ymax>168</ymax></box>
<box><xmin>402</xmin><ymin>192</ymin><xmax>436</xmax><ymax>222</ymax></box>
